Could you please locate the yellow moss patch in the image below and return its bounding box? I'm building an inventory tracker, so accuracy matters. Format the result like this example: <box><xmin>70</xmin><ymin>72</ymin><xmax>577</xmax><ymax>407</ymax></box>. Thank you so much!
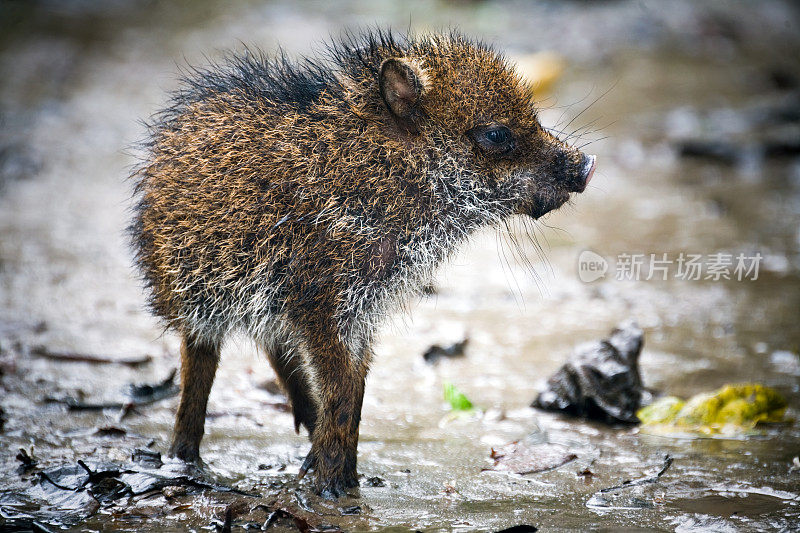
<box><xmin>637</xmin><ymin>384</ymin><xmax>789</xmax><ymax>436</ymax></box>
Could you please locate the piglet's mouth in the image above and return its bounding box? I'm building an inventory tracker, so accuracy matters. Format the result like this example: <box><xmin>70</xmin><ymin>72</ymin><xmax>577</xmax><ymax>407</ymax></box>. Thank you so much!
<box><xmin>523</xmin><ymin>155</ymin><xmax>596</xmax><ymax>218</ymax></box>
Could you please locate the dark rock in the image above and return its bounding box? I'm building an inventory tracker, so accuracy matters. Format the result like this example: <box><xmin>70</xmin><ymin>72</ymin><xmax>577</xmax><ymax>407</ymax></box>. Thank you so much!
<box><xmin>16</xmin><ymin>448</ymin><xmax>38</xmax><ymax>475</ymax></box>
<box><xmin>672</xmin><ymin>96</ymin><xmax>800</xmax><ymax>167</ymax></box>
<box><xmin>423</xmin><ymin>338</ymin><xmax>469</xmax><ymax>364</ymax></box>
<box><xmin>767</xmin><ymin>67</ymin><xmax>799</xmax><ymax>91</ymax></box>
<box><xmin>533</xmin><ymin>321</ymin><xmax>645</xmax><ymax>424</ymax></box>
<box><xmin>126</xmin><ymin>369</ymin><xmax>178</xmax><ymax>403</ymax></box>
<box><xmin>676</xmin><ymin>139</ymin><xmax>739</xmax><ymax>165</ymax></box>
<box><xmin>364</xmin><ymin>476</ymin><xmax>385</xmax><ymax>487</ymax></box>
<box><xmin>131</xmin><ymin>448</ymin><xmax>162</xmax><ymax>469</ymax></box>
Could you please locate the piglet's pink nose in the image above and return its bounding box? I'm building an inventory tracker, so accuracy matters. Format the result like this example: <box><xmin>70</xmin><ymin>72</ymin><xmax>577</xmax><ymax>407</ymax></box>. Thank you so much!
<box><xmin>583</xmin><ymin>155</ymin><xmax>596</xmax><ymax>186</ymax></box>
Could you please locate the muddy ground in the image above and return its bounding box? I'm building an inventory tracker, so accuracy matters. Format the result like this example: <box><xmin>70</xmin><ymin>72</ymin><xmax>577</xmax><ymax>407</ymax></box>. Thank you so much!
<box><xmin>1</xmin><ymin>1</ymin><xmax>799</xmax><ymax>531</ymax></box>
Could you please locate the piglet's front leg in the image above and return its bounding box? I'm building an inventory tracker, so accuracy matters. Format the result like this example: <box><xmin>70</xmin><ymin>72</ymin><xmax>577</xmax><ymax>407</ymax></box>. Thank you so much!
<box><xmin>299</xmin><ymin>337</ymin><xmax>367</xmax><ymax>499</ymax></box>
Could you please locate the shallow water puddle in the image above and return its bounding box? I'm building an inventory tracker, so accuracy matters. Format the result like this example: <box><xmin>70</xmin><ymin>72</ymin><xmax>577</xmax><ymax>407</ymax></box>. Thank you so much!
<box><xmin>670</xmin><ymin>490</ymin><xmax>791</xmax><ymax>518</ymax></box>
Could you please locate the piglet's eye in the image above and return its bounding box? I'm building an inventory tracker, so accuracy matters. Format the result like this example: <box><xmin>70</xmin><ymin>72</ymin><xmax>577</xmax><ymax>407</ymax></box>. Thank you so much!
<box><xmin>485</xmin><ymin>127</ymin><xmax>510</xmax><ymax>144</ymax></box>
<box><xmin>467</xmin><ymin>124</ymin><xmax>515</xmax><ymax>156</ymax></box>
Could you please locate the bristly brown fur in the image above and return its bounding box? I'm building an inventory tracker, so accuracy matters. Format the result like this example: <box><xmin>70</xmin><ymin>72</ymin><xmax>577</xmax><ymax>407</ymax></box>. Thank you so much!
<box><xmin>130</xmin><ymin>28</ymin><xmax>591</xmax><ymax>498</ymax></box>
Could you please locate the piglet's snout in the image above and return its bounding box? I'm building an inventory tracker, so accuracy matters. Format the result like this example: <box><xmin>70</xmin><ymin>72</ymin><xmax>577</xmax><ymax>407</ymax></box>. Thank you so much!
<box><xmin>578</xmin><ymin>154</ymin><xmax>596</xmax><ymax>192</ymax></box>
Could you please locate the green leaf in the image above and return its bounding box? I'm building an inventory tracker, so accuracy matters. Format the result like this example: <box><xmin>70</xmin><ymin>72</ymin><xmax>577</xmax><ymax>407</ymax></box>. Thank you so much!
<box><xmin>443</xmin><ymin>381</ymin><xmax>474</xmax><ymax>412</ymax></box>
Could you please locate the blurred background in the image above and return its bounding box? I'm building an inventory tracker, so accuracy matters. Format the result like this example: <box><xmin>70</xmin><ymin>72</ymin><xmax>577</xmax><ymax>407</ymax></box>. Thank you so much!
<box><xmin>1</xmin><ymin>1</ymin><xmax>799</xmax><ymax>531</ymax></box>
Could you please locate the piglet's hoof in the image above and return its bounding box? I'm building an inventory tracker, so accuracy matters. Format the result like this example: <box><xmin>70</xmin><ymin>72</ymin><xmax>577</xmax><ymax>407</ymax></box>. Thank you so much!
<box><xmin>316</xmin><ymin>469</ymin><xmax>360</xmax><ymax>499</ymax></box>
<box><xmin>318</xmin><ymin>479</ymin><xmax>348</xmax><ymax>500</ymax></box>
<box><xmin>297</xmin><ymin>450</ymin><xmax>358</xmax><ymax>499</ymax></box>
<box><xmin>161</xmin><ymin>455</ymin><xmax>207</xmax><ymax>480</ymax></box>
<box><xmin>318</xmin><ymin>469</ymin><xmax>360</xmax><ymax>499</ymax></box>
<box><xmin>297</xmin><ymin>450</ymin><xmax>315</xmax><ymax>480</ymax></box>
<box><xmin>168</xmin><ymin>442</ymin><xmax>201</xmax><ymax>465</ymax></box>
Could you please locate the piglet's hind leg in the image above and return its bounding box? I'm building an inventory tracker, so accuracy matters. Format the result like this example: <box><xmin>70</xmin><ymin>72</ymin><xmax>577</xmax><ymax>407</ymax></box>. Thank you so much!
<box><xmin>169</xmin><ymin>334</ymin><xmax>220</xmax><ymax>464</ymax></box>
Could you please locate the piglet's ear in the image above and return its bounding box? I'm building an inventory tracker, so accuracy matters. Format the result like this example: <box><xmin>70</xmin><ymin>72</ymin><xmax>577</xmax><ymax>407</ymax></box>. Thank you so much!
<box><xmin>379</xmin><ymin>58</ymin><xmax>423</xmax><ymax>124</ymax></box>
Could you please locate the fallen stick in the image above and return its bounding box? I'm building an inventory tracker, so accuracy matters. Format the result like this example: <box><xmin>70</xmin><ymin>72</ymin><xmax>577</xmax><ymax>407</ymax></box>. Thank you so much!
<box><xmin>599</xmin><ymin>455</ymin><xmax>673</xmax><ymax>493</ymax></box>
<box><xmin>44</xmin><ymin>370</ymin><xmax>178</xmax><ymax>413</ymax></box>
<box><xmin>31</xmin><ymin>347</ymin><xmax>152</xmax><ymax>367</ymax></box>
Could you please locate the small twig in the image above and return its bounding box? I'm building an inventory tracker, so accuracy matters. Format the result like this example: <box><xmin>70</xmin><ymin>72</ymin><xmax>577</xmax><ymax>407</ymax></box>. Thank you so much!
<box><xmin>47</xmin><ymin>369</ymin><xmax>178</xmax><ymax>412</ymax></box>
<box><xmin>38</xmin><ymin>471</ymin><xmax>77</xmax><ymax>491</ymax></box>
<box><xmin>31</xmin><ymin>347</ymin><xmax>152</xmax><ymax>366</ymax></box>
<box><xmin>599</xmin><ymin>455</ymin><xmax>673</xmax><ymax>493</ymax></box>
